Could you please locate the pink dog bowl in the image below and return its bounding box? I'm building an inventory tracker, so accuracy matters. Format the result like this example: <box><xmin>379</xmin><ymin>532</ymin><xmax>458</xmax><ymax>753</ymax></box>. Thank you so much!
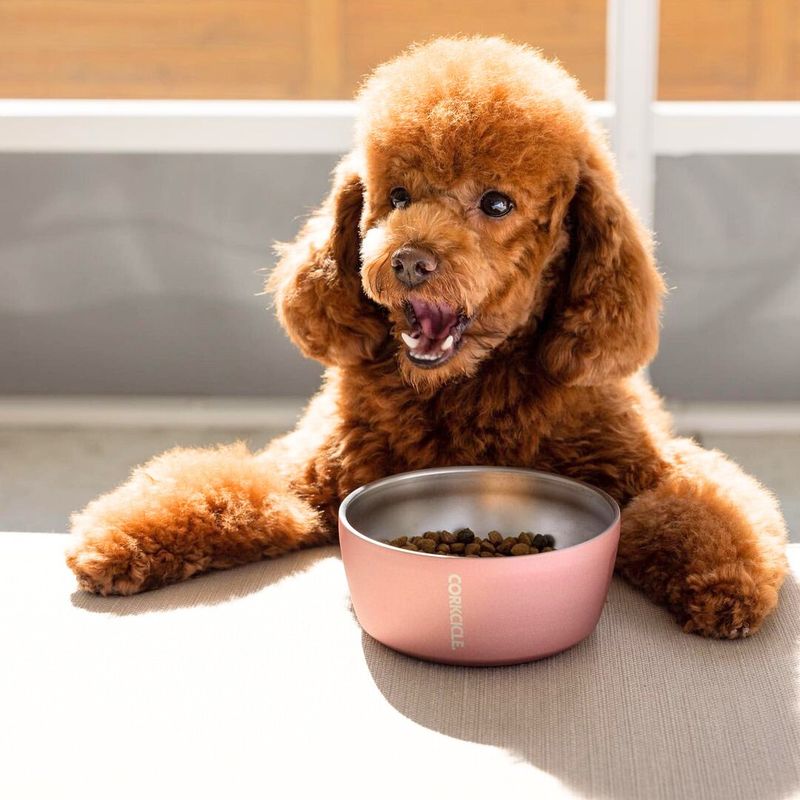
<box><xmin>339</xmin><ymin>467</ymin><xmax>620</xmax><ymax>666</ymax></box>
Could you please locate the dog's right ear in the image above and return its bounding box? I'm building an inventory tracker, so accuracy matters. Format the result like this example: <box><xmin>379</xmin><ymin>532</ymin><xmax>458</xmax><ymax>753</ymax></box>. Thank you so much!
<box><xmin>267</xmin><ymin>152</ymin><xmax>389</xmax><ymax>366</ymax></box>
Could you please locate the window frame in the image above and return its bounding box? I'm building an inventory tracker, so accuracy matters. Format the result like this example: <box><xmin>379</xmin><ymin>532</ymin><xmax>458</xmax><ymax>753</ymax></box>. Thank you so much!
<box><xmin>0</xmin><ymin>1</ymin><xmax>798</xmax><ymax>225</ymax></box>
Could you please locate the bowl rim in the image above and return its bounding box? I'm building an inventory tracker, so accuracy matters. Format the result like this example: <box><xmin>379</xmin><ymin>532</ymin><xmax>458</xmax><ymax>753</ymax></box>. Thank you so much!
<box><xmin>338</xmin><ymin>465</ymin><xmax>621</xmax><ymax>560</ymax></box>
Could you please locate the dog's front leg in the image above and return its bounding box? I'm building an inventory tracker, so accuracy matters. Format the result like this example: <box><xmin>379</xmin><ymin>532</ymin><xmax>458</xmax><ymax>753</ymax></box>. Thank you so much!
<box><xmin>617</xmin><ymin>437</ymin><xmax>789</xmax><ymax>638</ymax></box>
<box><xmin>66</xmin><ymin>442</ymin><xmax>332</xmax><ymax>596</ymax></box>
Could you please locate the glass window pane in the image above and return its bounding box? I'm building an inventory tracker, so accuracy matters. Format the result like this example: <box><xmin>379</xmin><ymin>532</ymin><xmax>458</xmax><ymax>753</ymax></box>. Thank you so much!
<box><xmin>652</xmin><ymin>154</ymin><xmax>800</xmax><ymax>401</ymax></box>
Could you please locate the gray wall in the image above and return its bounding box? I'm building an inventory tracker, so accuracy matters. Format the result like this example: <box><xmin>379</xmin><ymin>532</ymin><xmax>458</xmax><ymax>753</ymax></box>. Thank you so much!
<box><xmin>1</xmin><ymin>153</ymin><xmax>798</xmax><ymax>400</ymax></box>
<box><xmin>0</xmin><ymin>154</ymin><xmax>331</xmax><ymax>396</ymax></box>
<box><xmin>652</xmin><ymin>155</ymin><xmax>800</xmax><ymax>401</ymax></box>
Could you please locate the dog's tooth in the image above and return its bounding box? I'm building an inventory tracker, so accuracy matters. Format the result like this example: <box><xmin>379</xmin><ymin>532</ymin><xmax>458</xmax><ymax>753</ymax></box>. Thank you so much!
<box><xmin>441</xmin><ymin>335</ymin><xmax>454</xmax><ymax>351</ymax></box>
<box><xmin>401</xmin><ymin>332</ymin><xmax>419</xmax><ymax>349</ymax></box>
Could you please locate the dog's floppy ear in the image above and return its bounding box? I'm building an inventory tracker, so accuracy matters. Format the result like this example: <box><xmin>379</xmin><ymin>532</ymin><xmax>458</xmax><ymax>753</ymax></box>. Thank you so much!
<box><xmin>268</xmin><ymin>152</ymin><xmax>388</xmax><ymax>366</ymax></box>
<box><xmin>537</xmin><ymin>141</ymin><xmax>665</xmax><ymax>386</ymax></box>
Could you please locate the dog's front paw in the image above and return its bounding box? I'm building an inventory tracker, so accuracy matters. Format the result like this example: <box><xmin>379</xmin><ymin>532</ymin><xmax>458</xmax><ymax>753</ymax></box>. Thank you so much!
<box><xmin>678</xmin><ymin>564</ymin><xmax>779</xmax><ymax>639</ymax></box>
<box><xmin>66</xmin><ymin>530</ymin><xmax>153</xmax><ymax>596</ymax></box>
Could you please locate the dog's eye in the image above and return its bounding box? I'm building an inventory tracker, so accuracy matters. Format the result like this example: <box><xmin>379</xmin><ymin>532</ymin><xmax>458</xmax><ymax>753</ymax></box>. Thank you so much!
<box><xmin>390</xmin><ymin>187</ymin><xmax>411</xmax><ymax>210</ymax></box>
<box><xmin>479</xmin><ymin>191</ymin><xmax>514</xmax><ymax>218</ymax></box>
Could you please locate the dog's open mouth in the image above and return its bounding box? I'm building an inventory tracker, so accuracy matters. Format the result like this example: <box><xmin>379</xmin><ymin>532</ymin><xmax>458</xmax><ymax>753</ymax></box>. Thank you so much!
<box><xmin>401</xmin><ymin>298</ymin><xmax>471</xmax><ymax>368</ymax></box>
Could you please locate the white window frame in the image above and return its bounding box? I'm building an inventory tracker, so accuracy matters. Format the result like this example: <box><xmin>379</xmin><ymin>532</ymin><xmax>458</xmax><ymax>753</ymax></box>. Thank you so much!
<box><xmin>1</xmin><ymin>0</ymin><xmax>799</xmax><ymax>430</ymax></box>
<box><xmin>0</xmin><ymin>1</ymin><xmax>798</xmax><ymax>218</ymax></box>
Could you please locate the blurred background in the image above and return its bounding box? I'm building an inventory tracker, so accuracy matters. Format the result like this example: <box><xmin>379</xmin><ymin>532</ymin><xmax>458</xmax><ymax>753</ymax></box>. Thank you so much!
<box><xmin>0</xmin><ymin>0</ymin><xmax>797</xmax><ymax>537</ymax></box>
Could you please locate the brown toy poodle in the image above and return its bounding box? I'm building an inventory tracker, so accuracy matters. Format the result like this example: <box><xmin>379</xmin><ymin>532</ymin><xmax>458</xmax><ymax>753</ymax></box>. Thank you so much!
<box><xmin>66</xmin><ymin>36</ymin><xmax>788</xmax><ymax>639</ymax></box>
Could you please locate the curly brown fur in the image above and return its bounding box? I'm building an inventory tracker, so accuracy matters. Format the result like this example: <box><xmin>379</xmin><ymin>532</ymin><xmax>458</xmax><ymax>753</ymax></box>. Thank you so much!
<box><xmin>67</xmin><ymin>36</ymin><xmax>788</xmax><ymax>639</ymax></box>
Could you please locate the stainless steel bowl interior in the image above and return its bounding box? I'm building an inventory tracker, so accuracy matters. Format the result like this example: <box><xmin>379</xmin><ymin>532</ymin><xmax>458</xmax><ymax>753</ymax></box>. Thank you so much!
<box><xmin>341</xmin><ymin>467</ymin><xmax>619</xmax><ymax>549</ymax></box>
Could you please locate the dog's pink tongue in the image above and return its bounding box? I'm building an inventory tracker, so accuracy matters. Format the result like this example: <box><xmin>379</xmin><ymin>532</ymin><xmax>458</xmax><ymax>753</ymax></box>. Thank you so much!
<box><xmin>410</xmin><ymin>298</ymin><xmax>457</xmax><ymax>340</ymax></box>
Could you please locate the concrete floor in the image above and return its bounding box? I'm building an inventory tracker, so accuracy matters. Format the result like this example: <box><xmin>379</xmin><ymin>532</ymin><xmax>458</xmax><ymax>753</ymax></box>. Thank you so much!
<box><xmin>0</xmin><ymin>426</ymin><xmax>797</xmax><ymax>542</ymax></box>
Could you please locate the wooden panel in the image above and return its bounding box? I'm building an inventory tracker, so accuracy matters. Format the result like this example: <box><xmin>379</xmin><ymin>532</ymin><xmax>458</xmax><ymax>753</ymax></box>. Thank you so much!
<box><xmin>750</xmin><ymin>0</ymin><xmax>800</xmax><ymax>98</ymax></box>
<box><xmin>0</xmin><ymin>0</ymin><xmax>606</xmax><ymax>99</ymax></box>
<box><xmin>0</xmin><ymin>1</ymin><xmax>308</xmax><ymax>99</ymax></box>
<box><xmin>659</xmin><ymin>0</ymin><xmax>800</xmax><ymax>99</ymax></box>
<box><xmin>306</xmin><ymin>0</ymin><xmax>343</xmax><ymax>98</ymax></box>
<box><xmin>0</xmin><ymin>1</ymin><xmax>798</xmax><ymax>100</ymax></box>
<box><xmin>341</xmin><ymin>0</ymin><xmax>607</xmax><ymax>99</ymax></box>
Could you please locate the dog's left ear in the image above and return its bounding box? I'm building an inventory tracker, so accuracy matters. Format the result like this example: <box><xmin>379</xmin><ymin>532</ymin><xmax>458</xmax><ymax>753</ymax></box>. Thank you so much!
<box><xmin>537</xmin><ymin>142</ymin><xmax>666</xmax><ymax>386</ymax></box>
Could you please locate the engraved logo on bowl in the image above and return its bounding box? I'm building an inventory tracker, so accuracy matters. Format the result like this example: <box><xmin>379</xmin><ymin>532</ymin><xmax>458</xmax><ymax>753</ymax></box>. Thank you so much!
<box><xmin>448</xmin><ymin>574</ymin><xmax>465</xmax><ymax>649</ymax></box>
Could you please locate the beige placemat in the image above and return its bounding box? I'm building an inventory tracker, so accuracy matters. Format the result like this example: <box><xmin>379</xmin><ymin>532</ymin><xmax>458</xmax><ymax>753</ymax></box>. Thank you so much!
<box><xmin>1</xmin><ymin>533</ymin><xmax>798</xmax><ymax>800</ymax></box>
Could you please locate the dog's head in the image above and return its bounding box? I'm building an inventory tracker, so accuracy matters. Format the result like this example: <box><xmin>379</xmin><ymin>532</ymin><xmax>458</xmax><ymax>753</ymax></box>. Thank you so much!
<box><xmin>273</xmin><ymin>36</ymin><xmax>665</xmax><ymax>392</ymax></box>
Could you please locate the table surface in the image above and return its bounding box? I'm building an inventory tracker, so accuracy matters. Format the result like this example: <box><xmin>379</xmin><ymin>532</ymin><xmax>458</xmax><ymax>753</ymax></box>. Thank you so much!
<box><xmin>1</xmin><ymin>533</ymin><xmax>798</xmax><ymax>800</ymax></box>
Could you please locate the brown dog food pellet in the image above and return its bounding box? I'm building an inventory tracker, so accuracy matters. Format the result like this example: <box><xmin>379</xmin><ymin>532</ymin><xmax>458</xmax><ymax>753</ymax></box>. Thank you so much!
<box><xmin>456</xmin><ymin>528</ymin><xmax>476</xmax><ymax>544</ymax></box>
<box><xmin>386</xmin><ymin>529</ymin><xmax>557</xmax><ymax>557</ymax></box>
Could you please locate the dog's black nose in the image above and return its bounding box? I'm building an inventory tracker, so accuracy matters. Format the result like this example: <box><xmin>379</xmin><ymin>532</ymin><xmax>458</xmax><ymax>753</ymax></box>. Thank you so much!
<box><xmin>391</xmin><ymin>246</ymin><xmax>437</xmax><ymax>288</ymax></box>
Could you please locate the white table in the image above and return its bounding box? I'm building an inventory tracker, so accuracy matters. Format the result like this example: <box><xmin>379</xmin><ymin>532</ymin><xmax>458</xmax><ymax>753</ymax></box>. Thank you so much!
<box><xmin>1</xmin><ymin>533</ymin><xmax>798</xmax><ymax>800</ymax></box>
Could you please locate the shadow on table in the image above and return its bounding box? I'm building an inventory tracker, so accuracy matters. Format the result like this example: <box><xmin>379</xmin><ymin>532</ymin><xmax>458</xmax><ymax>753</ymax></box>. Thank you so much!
<box><xmin>70</xmin><ymin>544</ymin><xmax>342</xmax><ymax>615</ymax></box>
<box><xmin>361</xmin><ymin>574</ymin><xmax>800</xmax><ymax>800</ymax></box>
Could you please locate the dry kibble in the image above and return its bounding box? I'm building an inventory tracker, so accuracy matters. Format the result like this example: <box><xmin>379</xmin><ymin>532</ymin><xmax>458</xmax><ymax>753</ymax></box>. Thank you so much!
<box><xmin>456</xmin><ymin>528</ymin><xmax>476</xmax><ymax>544</ymax></box>
<box><xmin>386</xmin><ymin>529</ymin><xmax>557</xmax><ymax>557</ymax></box>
